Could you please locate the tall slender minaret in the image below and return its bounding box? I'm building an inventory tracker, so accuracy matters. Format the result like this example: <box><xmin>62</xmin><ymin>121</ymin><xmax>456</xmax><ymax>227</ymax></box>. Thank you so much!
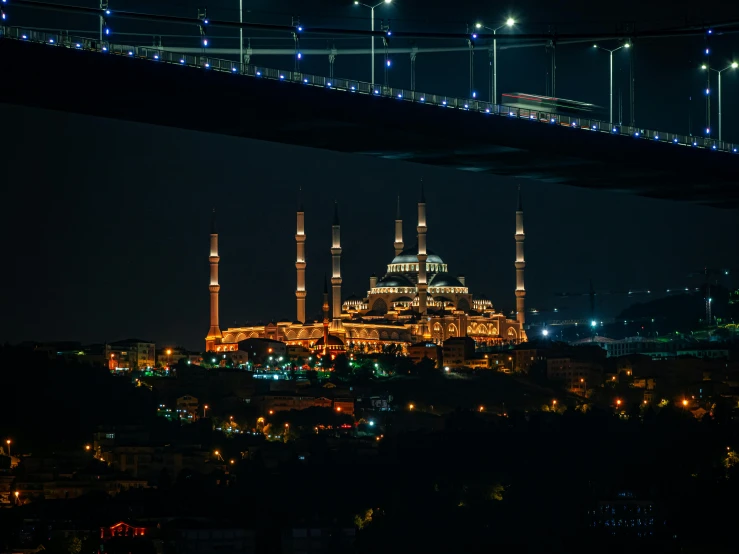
<box><xmin>322</xmin><ymin>275</ymin><xmax>330</xmax><ymax>358</ymax></box>
<box><xmin>205</xmin><ymin>209</ymin><xmax>222</xmax><ymax>351</ymax></box>
<box><xmin>295</xmin><ymin>188</ymin><xmax>307</xmax><ymax>323</ymax></box>
<box><xmin>515</xmin><ymin>186</ymin><xmax>526</xmax><ymax>327</ymax></box>
<box><xmin>394</xmin><ymin>196</ymin><xmax>404</xmax><ymax>256</ymax></box>
<box><xmin>416</xmin><ymin>182</ymin><xmax>430</xmax><ymax>338</ymax></box>
<box><xmin>330</xmin><ymin>201</ymin><xmax>343</xmax><ymax>332</ymax></box>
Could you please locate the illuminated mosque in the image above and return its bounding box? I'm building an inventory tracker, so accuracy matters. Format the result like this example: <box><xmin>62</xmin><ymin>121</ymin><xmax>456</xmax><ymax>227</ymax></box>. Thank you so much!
<box><xmin>205</xmin><ymin>186</ymin><xmax>528</xmax><ymax>354</ymax></box>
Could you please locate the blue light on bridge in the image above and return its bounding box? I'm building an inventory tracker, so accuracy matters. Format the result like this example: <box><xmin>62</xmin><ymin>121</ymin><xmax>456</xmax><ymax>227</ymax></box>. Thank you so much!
<box><xmin>205</xmin><ymin>63</ymin><xmax>210</xmax><ymax>68</ymax></box>
<box><xmin>49</xmin><ymin>38</ymin><xmax>54</xmax><ymax>44</ymax></box>
<box><xmin>203</xmin><ymin>38</ymin><xmax>209</xmax><ymax>47</ymax></box>
<box><xmin>693</xmin><ymin>141</ymin><xmax>698</xmax><ymax>146</ymax></box>
<box><xmin>327</xmin><ymin>82</ymin><xmax>332</xmax><ymax>87</ymax></box>
<box><xmin>303</xmin><ymin>78</ymin><xmax>308</xmax><ymax>83</ymax></box>
<box><xmin>105</xmin><ymin>9</ymin><xmax>111</xmax><ymax>14</ymax></box>
<box><xmin>180</xmin><ymin>58</ymin><xmax>185</xmax><ymax>64</ymax></box>
<box><xmin>102</xmin><ymin>46</ymin><xmax>108</xmax><ymax>51</ymax></box>
<box><xmin>297</xmin><ymin>52</ymin><xmax>302</xmax><ymax>59</ymax></box>
<box><xmin>705</xmin><ymin>48</ymin><xmax>710</xmax><ymax>54</ymax></box>
<box><xmin>705</xmin><ymin>127</ymin><xmax>711</xmax><ymax>134</ymax></box>
<box><xmin>351</xmin><ymin>86</ymin><xmax>355</xmax><ymax>90</ymax></box>
<box><xmin>705</xmin><ymin>88</ymin><xmax>710</xmax><ymax>95</ymax></box>
<box><xmin>256</xmin><ymin>71</ymin><xmax>261</xmax><ymax>76</ymax></box>
<box><xmin>571</xmin><ymin>122</ymin><xmax>578</xmax><ymax>127</ymax></box>
<box><xmin>128</xmin><ymin>51</ymin><xmax>133</xmax><ymax>56</ymax></box>
<box><xmin>153</xmin><ymin>54</ymin><xmax>159</xmax><ymax>60</ymax></box>
<box><xmin>464</xmin><ymin>104</ymin><xmax>469</xmax><ymax>109</ymax></box>
<box><xmin>386</xmin><ymin>30</ymin><xmax>392</xmax><ymax>36</ymax></box>
<box><xmin>472</xmin><ymin>91</ymin><xmax>477</xmax><ymax>98</ymax></box>
<box><xmin>1</xmin><ymin>12</ymin><xmax>6</xmax><ymax>21</ymax></box>
<box><xmin>297</xmin><ymin>26</ymin><xmax>303</xmax><ymax>32</ymax></box>
<box><xmin>673</xmin><ymin>138</ymin><xmax>679</xmax><ymax>143</ymax></box>
<box><xmin>442</xmin><ymin>100</ymin><xmax>447</xmax><ymax>105</ymax></box>
<box><xmin>712</xmin><ymin>145</ymin><xmax>717</xmax><ymax>150</ymax></box>
<box><xmin>485</xmin><ymin>108</ymin><xmax>490</xmax><ymax>113</ymax></box>
<box><xmin>232</xmin><ymin>67</ymin><xmax>238</xmax><ymax>72</ymax></box>
<box><xmin>75</xmin><ymin>43</ymin><xmax>81</xmax><ymax>48</ymax></box>
<box><xmin>550</xmin><ymin>118</ymin><xmax>556</xmax><ymax>123</ymax></box>
<box><xmin>634</xmin><ymin>131</ymin><xmax>639</xmax><ymax>137</ymax></box>
<box><xmin>21</xmin><ymin>34</ymin><xmax>27</xmax><ymax>39</ymax></box>
<box><xmin>374</xmin><ymin>89</ymin><xmax>380</xmax><ymax>94</ymax></box>
<box><xmin>707</xmin><ymin>29</ymin><xmax>713</xmax><ymax>34</ymax></box>
<box><xmin>279</xmin><ymin>74</ymin><xmax>285</xmax><ymax>79</ymax></box>
<box><xmin>386</xmin><ymin>59</ymin><xmax>391</xmax><ymax>67</ymax></box>
<box><xmin>398</xmin><ymin>94</ymin><xmax>403</xmax><ymax>98</ymax></box>
<box><xmin>612</xmin><ymin>127</ymin><xmax>618</xmax><ymax>132</ymax></box>
<box><xmin>420</xmin><ymin>97</ymin><xmax>425</xmax><ymax>102</ymax></box>
<box><xmin>592</xmin><ymin>125</ymin><xmax>597</xmax><ymax>129</ymax></box>
<box><xmin>654</xmin><ymin>135</ymin><xmax>659</xmax><ymax>140</ymax></box>
<box><xmin>734</xmin><ymin>148</ymin><xmax>738</xmax><ymax>152</ymax></box>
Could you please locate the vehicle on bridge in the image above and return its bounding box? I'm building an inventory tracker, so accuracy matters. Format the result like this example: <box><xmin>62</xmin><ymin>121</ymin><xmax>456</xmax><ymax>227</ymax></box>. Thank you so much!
<box><xmin>501</xmin><ymin>93</ymin><xmax>604</xmax><ymax>119</ymax></box>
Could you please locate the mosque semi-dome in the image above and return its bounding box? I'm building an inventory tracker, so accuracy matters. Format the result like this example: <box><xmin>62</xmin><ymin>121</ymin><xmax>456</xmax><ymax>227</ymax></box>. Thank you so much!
<box><xmin>429</xmin><ymin>272</ymin><xmax>465</xmax><ymax>288</ymax></box>
<box><xmin>375</xmin><ymin>274</ymin><xmax>415</xmax><ymax>288</ymax></box>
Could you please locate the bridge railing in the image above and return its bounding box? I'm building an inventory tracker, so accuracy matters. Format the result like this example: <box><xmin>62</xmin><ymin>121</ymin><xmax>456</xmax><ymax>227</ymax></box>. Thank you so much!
<box><xmin>2</xmin><ymin>24</ymin><xmax>737</xmax><ymax>155</ymax></box>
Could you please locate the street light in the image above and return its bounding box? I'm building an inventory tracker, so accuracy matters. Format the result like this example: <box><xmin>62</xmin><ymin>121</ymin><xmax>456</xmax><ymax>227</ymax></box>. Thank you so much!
<box><xmin>5</xmin><ymin>439</ymin><xmax>10</xmax><ymax>457</ymax></box>
<box><xmin>203</xmin><ymin>404</ymin><xmax>209</xmax><ymax>418</ymax></box>
<box><xmin>594</xmin><ymin>43</ymin><xmax>631</xmax><ymax>127</ymax></box>
<box><xmin>353</xmin><ymin>0</ymin><xmax>393</xmax><ymax>86</ymax></box>
<box><xmin>475</xmin><ymin>17</ymin><xmax>515</xmax><ymax>103</ymax></box>
<box><xmin>702</xmin><ymin>62</ymin><xmax>738</xmax><ymax>141</ymax></box>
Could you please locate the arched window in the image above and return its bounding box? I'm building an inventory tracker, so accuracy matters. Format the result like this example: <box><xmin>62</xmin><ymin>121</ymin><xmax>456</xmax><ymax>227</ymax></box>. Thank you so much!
<box><xmin>448</xmin><ymin>323</ymin><xmax>458</xmax><ymax>336</ymax></box>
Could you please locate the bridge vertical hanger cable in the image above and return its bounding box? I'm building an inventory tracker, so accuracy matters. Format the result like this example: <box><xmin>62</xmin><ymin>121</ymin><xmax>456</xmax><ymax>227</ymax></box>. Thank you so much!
<box><xmin>410</xmin><ymin>46</ymin><xmax>416</xmax><ymax>91</ymax></box>
<box><xmin>467</xmin><ymin>24</ymin><xmax>474</xmax><ymax>98</ymax></box>
<box><xmin>629</xmin><ymin>24</ymin><xmax>636</xmax><ymax>126</ymax></box>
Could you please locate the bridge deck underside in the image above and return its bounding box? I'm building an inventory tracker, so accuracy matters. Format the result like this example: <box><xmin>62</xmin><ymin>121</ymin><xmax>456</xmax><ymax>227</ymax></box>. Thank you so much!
<box><xmin>1</xmin><ymin>39</ymin><xmax>737</xmax><ymax>208</ymax></box>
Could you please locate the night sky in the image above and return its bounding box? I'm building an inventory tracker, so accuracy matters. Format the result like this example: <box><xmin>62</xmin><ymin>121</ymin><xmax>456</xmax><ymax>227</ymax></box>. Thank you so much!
<box><xmin>1</xmin><ymin>1</ymin><xmax>738</xmax><ymax>349</ymax></box>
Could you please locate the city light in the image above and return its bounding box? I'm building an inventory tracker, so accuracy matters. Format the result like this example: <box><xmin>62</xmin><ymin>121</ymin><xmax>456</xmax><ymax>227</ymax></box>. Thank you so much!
<box><xmin>506</xmin><ymin>17</ymin><xmax>515</xmax><ymax>26</ymax></box>
<box><xmin>591</xmin><ymin>320</ymin><xmax>597</xmax><ymax>327</ymax></box>
<box><xmin>409</xmin><ymin>403</ymin><xmax>415</xmax><ymax>410</ymax></box>
<box><xmin>682</xmin><ymin>399</ymin><xmax>689</xmax><ymax>407</ymax></box>
<box><xmin>542</xmin><ymin>329</ymin><xmax>549</xmax><ymax>336</ymax></box>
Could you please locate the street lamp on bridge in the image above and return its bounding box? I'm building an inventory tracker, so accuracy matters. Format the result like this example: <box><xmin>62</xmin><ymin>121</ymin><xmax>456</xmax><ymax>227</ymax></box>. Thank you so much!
<box><xmin>702</xmin><ymin>62</ymin><xmax>738</xmax><ymax>141</ymax></box>
<box><xmin>353</xmin><ymin>0</ymin><xmax>393</xmax><ymax>86</ymax></box>
<box><xmin>593</xmin><ymin>42</ymin><xmax>631</xmax><ymax>128</ymax></box>
<box><xmin>475</xmin><ymin>17</ymin><xmax>515</xmax><ymax>104</ymax></box>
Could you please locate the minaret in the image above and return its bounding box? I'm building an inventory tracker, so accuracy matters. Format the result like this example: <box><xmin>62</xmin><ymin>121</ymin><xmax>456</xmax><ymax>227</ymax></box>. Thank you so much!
<box><xmin>394</xmin><ymin>196</ymin><xmax>404</xmax><ymax>256</ymax></box>
<box><xmin>322</xmin><ymin>275</ymin><xmax>330</xmax><ymax>358</ymax></box>
<box><xmin>330</xmin><ymin>202</ymin><xmax>343</xmax><ymax>332</ymax></box>
<box><xmin>515</xmin><ymin>186</ymin><xmax>526</xmax><ymax>327</ymax></box>
<box><xmin>295</xmin><ymin>188</ymin><xmax>307</xmax><ymax>323</ymax></box>
<box><xmin>205</xmin><ymin>209</ymin><xmax>222</xmax><ymax>351</ymax></box>
<box><xmin>416</xmin><ymin>181</ymin><xmax>430</xmax><ymax>338</ymax></box>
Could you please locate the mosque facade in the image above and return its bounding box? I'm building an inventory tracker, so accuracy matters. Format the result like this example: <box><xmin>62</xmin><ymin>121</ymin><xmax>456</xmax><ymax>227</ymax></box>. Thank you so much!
<box><xmin>205</xmin><ymin>187</ymin><xmax>527</xmax><ymax>355</ymax></box>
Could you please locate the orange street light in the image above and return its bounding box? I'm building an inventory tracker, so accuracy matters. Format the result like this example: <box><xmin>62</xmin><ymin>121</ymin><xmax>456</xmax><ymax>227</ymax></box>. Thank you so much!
<box><xmin>85</xmin><ymin>445</ymin><xmax>91</xmax><ymax>451</ymax></box>
<box><xmin>166</xmin><ymin>349</ymin><xmax>172</xmax><ymax>355</ymax></box>
<box><xmin>336</xmin><ymin>406</ymin><xmax>342</xmax><ymax>412</ymax></box>
<box><xmin>268</xmin><ymin>410</ymin><xmax>274</xmax><ymax>415</ymax></box>
<box><xmin>214</xmin><ymin>450</ymin><xmax>220</xmax><ymax>456</ymax></box>
<box><xmin>409</xmin><ymin>403</ymin><xmax>415</xmax><ymax>411</ymax></box>
<box><xmin>230</xmin><ymin>459</ymin><xmax>235</xmax><ymax>465</ymax></box>
<box><xmin>616</xmin><ymin>399</ymin><xmax>622</xmax><ymax>407</ymax></box>
<box><xmin>284</xmin><ymin>423</ymin><xmax>289</xmax><ymax>428</ymax></box>
<box><xmin>479</xmin><ymin>406</ymin><xmax>485</xmax><ymax>412</ymax></box>
<box><xmin>552</xmin><ymin>400</ymin><xmax>557</xmax><ymax>406</ymax></box>
<box><xmin>682</xmin><ymin>399</ymin><xmax>689</xmax><ymax>407</ymax></box>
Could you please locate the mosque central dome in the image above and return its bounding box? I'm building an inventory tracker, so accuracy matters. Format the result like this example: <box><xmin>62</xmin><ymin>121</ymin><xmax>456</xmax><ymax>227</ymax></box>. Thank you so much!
<box><xmin>391</xmin><ymin>244</ymin><xmax>445</xmax><ymax>265</ymax></box>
